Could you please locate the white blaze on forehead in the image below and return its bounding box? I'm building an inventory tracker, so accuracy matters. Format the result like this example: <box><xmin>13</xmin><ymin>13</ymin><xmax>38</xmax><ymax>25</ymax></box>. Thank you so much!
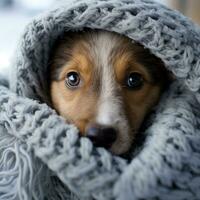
<box><xmin>88</xmin><ymin>31</ymin><xmax>122</xmax><ymax>125</ymax></box>
<box><xmin>87</xmin><ymin>31</ymin><xmax>133</xmax><ymax>154</ymax></box>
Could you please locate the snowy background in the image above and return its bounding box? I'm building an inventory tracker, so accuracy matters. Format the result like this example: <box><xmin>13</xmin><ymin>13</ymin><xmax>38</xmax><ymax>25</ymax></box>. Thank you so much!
<box><xmin>0</xmin><ymin>0</ymin><xmax>171</xmax><ymax>75</ymax></box>
<box><xmin>0</xmin><ymin>0</ymin><xmax>56</xmax><ymax>75</ymax></box>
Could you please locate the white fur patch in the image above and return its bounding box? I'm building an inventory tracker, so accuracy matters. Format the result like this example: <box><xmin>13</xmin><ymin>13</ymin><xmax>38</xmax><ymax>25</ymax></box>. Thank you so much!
<box><xmin>87</xmin><ymin>31</ymin><xmax>133</xmax><ymax>154</ymax></box>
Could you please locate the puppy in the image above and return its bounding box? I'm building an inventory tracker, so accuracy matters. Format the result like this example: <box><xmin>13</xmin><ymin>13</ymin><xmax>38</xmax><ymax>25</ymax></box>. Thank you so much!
<box><xmin>49</xmin><ymin>30</ymin><xmax>170</xmax><ymax>155</ymax></box>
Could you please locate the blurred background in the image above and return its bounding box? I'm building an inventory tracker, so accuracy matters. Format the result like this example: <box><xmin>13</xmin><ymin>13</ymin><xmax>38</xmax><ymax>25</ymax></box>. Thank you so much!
<box><xmin>0</xmin><ymin>0</ymin><xmax>200</xmax><ymax>74</ymax></box>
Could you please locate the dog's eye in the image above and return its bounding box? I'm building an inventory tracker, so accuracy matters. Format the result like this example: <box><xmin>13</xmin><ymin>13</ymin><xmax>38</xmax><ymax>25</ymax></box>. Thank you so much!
<box><xmin>65</xmin><ymin>71</ymin><xmax>80</xmax><ymax>88</ymax></box>
<box><xmin>126</xmin><ymin>72</ymin><xmax>143</xmax><ymax>89</ymax></box>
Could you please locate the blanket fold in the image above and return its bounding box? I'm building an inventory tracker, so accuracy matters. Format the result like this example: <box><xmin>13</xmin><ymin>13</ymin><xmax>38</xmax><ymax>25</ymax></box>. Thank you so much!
<box><xmin>1</xmin><ymin>0</ymin><xmax>200</xmax><ymax>199</ymax></box>
<box><xmin>0</xmin><ymin>84</ymin><xmax>127</xmax><ymax>200</ymax></box>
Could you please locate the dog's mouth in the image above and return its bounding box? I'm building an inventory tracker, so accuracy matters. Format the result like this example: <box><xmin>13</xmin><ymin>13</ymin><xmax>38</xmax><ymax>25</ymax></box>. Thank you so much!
<box><xmin>109</xmin><ymin>130</ymin><xmax>135</xmax><ymax>155</ymax></box>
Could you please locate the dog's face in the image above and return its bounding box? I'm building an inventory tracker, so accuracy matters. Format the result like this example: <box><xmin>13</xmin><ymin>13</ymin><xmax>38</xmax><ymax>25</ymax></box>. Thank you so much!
<box><xmin>50</xmin><ymin>30</ymin><xmax>169</xmax><ymax>155</ymax></box>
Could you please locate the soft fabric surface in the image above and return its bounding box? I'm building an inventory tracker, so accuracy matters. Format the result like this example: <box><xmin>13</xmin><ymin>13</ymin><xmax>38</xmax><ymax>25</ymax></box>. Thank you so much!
<box><xmin>1</xmin><ymin>0</ymin><xmax>200</xmax><ymax>199</ymax></box>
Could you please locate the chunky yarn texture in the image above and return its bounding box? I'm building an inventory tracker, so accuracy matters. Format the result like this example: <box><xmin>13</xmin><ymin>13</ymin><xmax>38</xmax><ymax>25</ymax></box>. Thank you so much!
<box><xmin>1</xmin><ymin>0</ymin><xmax>200</xmax><ymax>199</ymax></box>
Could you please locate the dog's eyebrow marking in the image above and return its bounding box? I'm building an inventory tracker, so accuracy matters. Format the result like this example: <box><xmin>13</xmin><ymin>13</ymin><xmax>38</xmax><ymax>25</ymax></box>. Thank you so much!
<box><xmin>110</xmin><ymin>38</ymin><xmax>168</xmax><ymax>86</ymax></box>
<box><xmin>49</xmin><ymin>37</ymin><xmax>74</xmax><ymax>81</ymax></box>
<box><xmin>133</xmin><ymin>47</ymin><xmax>167</xmax><ymax>84</ymax></box>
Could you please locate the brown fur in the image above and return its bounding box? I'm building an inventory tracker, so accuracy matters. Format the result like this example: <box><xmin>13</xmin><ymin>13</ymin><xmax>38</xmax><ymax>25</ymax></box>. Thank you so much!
<box><xmin>49</xmin><ymin>30</ymin><xmax>170</xmax><ymax>154</ymax></box>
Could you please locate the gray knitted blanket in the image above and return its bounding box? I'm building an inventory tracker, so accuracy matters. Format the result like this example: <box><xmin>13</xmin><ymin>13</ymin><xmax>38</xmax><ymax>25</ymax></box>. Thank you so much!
<box><xmin>0</xmin><ymin>0</ymin><xmax>200</xmax><ymax>199</ymax></box>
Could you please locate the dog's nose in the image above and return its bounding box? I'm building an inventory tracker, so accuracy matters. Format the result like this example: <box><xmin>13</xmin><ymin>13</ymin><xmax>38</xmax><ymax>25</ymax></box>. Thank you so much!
<box><xmin>86</xmin><ymin>124</ymin><xmax>117</xmax><ymax>149</ymax></box>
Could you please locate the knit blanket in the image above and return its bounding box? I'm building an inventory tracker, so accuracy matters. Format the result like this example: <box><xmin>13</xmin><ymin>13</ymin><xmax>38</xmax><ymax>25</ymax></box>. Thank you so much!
<box><xmin>0</xmin><ymin>0</ymin><xmax>200</xmax><ymax>199</ymax></box>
